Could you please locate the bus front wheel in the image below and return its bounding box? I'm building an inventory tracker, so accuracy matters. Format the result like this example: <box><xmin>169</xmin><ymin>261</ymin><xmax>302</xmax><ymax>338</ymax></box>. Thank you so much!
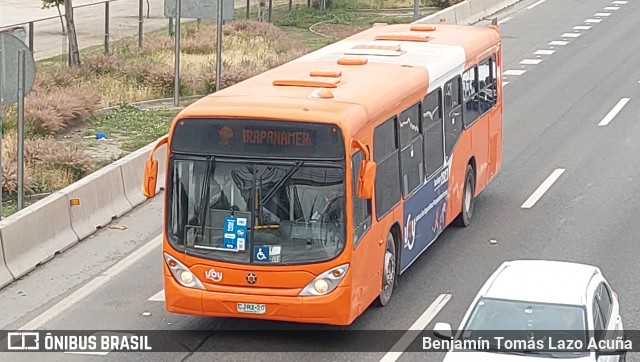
<box><xmin>454</xmin><ymin>164</ymin><xmax>475</xmax><ymax>227</ymax></box>
<box><xmin>375</xmin><ymin>232</ymin><xmax>396</xmax><ymax>307</ymax></box>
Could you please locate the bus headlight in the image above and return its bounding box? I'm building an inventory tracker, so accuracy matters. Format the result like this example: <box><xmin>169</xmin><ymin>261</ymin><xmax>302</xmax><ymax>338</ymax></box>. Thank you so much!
<box><xmin>164</xmin><ymin>253</ymin><xmax>205</xmax><ymax>290</ymax></box>
<box><xmin>299</xmin><ymin>264</ymin><xmax>349</xmax><ymax>296</ymax></box>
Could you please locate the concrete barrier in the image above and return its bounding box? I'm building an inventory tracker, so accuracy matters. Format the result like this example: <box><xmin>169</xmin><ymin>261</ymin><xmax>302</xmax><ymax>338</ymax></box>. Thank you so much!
<box><xmin>469</xmin><ymin>0</ymin><xmax>487</xmax><ymax>23</ymax></box>
<box><xmin>414</xmin><ymin>0</ymin><xmax>522</xmax><ymax>25</ymax></box>
<box><xmin>118</xmin><ymin>144</ymin><xmax>153</xmax><ymax>207</ymax></box>
<box><xmin>0</xmin><ymin>192</ymin><xmax>78</xmax><ymax>280</ymax></box>
<box><xmin>452</xmin><ymin>1</ymin><xmax>473</xmax><ymax>24</ymax></box>
<box><xmin>0</xmin><ymin>242</ymin><xmax>14</xmax><ymax>289</ymax></box>
<box><xmin>62</xmin><ymin>163</ymin><xmax>133</xmax><ymax>241</ymax></box>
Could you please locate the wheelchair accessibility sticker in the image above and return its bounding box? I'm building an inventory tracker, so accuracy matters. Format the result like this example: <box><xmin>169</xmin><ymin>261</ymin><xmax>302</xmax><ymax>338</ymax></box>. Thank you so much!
<box><xmin>253</xmin><ymin>245</ymin><xmax>281</xmax><ymax>263</ymax></box>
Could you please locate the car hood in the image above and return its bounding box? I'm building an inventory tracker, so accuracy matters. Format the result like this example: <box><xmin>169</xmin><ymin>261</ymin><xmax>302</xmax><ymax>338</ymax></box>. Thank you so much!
<box><xmin>442</xmin><ymin>351</ymin><xmax>594</xmax><ymax>361</ymax></box>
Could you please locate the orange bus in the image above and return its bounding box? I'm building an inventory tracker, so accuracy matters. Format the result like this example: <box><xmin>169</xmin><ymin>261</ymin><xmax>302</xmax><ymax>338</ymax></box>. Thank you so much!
<box><xmin>143</xmin><ymin>22</ymin><xmax>503</xmax><ymax>326</ymax></box>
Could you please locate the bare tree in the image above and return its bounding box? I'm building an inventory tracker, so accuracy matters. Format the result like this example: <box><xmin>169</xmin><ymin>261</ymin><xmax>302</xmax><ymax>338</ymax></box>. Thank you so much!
<box><xmin>63</xmin><ymin>0</ymin><xmax>81</xmax><ymax>66</ymax></box>
<box><xmin>41</xmin><ymin>0</ymin><xmax>66</xmax><ymax>35</ymax></box>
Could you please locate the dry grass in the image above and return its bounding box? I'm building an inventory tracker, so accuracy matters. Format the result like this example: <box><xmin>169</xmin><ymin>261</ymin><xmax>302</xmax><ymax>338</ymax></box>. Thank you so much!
<box><xmin>54</xmin><ymin>20</ymin><xmax>311</xmax><ymax>106</ymax></box>
<box><xmin>0</xmin><ymin>131</ymin><xmax>94</xmax><ymax>195</ymax></box>
<box><xmin>0</xmin><ymin>20</ymin><xmax>306</xmax><ymax>201</ymax></box>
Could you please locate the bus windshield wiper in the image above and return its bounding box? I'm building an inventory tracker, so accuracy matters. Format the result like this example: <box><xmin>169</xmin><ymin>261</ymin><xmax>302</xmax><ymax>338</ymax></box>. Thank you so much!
<box><xmin>259</xmin><ymin>161</ymin><xmax>303</xmax><ymax>207</ymax></box>
<box><xmin>197</xmin><ymin>157</ymin><xmax>214</xmax><ymax>242</ymax></box>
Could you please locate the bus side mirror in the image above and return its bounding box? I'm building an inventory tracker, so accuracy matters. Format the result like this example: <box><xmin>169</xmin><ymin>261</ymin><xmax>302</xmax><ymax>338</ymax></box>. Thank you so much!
<box><xmin>142</xmin><ymin>135</ymin><xmax>168</xmax><ymax>198</ymax></box>
<box><xmin>143</xmin><ymin>159</ymin><xmax>158</xmax><ymax>198</ymax></box>
<box><xmin>357</xmin><ymin>160</ymin><xmax>376</xmax><ymax>199</ymax></box>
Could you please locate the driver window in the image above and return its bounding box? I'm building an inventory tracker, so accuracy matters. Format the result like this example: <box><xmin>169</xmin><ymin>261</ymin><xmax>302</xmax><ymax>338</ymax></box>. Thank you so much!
<box><xmin>352</xmin><ymin>150</ymin><xmax>372</xmax><ymax>248</ymax></box>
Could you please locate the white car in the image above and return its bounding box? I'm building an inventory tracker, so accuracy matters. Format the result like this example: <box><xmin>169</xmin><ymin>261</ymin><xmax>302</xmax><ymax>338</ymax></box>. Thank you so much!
<box><xmin>433</xmin><ymin>260</ymin><xmax>626</xmax><ymax>361</ymax></box>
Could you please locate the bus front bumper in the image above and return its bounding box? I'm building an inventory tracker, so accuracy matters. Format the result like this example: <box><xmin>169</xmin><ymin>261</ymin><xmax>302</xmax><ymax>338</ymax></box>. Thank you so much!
<box><xmin>163</xmin><ymin>275</ymin><xmax>354</xmax><ymax>325</ymax></box>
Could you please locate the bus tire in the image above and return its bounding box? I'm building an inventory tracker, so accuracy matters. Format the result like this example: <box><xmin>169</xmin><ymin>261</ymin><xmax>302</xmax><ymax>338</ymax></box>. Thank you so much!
<box><xmin>454</xmin><ymin>164</ymin><xmax>475</xmax><ymax>227</ymax></box>
<box><xmin>375</xmin><ymin>232</ymin><xmax>396</xmax><ymax>307</ymax></box>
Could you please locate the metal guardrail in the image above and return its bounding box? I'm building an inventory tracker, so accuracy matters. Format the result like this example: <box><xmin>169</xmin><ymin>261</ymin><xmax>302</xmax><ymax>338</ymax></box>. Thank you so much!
<box><xmin>1</xmin><ymin>0</ymin><xmax>119</xmax><ymax>56</ymax></box>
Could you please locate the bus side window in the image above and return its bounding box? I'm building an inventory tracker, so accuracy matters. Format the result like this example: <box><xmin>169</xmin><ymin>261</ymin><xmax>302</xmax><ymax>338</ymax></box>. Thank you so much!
<box><xmin>478</xmin><ymin>56</ymin><xmax>495</xmax><ymax>114</ymax></box>
<box><xmin>462</xmin><ymin>65</ymin><xmax>479</xmax><ymax>128</ymax></box>
<box><xmin>373</xmin><ymin>116</ymin><xmax>401</xmax><ymax>220</ymax></box>
<box><xmin>491</xmin><ymin>53</ymin><xmax>498</xmax><ymax>103</ymax></box>
<box><xmin>352</xmin><ymin>150</ymin><xmax>372</xmax><ymax>248</ymax></box>
<box><xmin>443</xmin><ymin>76</ymin><xmax>463</xmax><ymax>157</ymax></box>
<box><xmin>422</xmin><ymin>89</ymin><xmax>445</xmax><ymax>178</ymax></box>
<box><xmin>399</xmin><ymin>103</ymin><xmax>425</xmax><ymax>197</ymax></box>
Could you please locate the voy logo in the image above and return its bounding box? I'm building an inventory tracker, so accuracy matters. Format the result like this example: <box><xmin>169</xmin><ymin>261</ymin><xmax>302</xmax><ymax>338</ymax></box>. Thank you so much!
<box><xmin>205</xmin><ymin>268</ymin><xmax>223</xmax><ymax>282</ymax></box>
<box><xmin>403</xmin><ymin>213</ymin><xmax>416</xmax><ymax>251</ymax></box>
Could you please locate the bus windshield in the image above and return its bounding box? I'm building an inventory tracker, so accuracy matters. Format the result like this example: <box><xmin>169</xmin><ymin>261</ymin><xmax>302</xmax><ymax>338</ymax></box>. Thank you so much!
<box><xmin>168</xmin><ymin>158</ymin><xmax>346</xmax><ymax>265</ymax></box>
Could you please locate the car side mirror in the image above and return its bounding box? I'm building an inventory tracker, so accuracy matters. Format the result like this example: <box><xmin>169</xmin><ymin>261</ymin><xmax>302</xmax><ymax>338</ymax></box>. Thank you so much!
<box><xmin>434</xmin><ymin>322</ymin><xmax>453</xmax><ymax>340</ymax></box>
<box><xmin>357</xmin><ymin>160</ymin><xmax>376</xmax><ymax>199</ymax></box>
<box><xmin>142</xmin><ymin>135</ymin><xmax>168</xmax><ymax>198</ymax></box>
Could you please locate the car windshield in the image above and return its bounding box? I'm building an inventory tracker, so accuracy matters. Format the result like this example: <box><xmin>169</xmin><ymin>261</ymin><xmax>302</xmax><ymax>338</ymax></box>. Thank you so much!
<box><xmin>167</xmin><ymin>158</ymin><xmax>346</xmax><ymax>265</ymax></box>
<box><xmin>457</xmin><ymin>298</ymin><xmax>589</xmax><ymax>356</ymax></box>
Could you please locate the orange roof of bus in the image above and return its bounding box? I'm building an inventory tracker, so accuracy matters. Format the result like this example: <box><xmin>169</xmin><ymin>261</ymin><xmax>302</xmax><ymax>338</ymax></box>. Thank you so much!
<box><xmin>174</xmin><ymin>23</ymin><xmax>500</xmax><ymax>136</ymax></box>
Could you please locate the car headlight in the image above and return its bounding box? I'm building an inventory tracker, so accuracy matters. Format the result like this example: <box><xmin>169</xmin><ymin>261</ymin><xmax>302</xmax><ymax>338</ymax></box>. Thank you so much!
<box><xmin>299</xmin><ymin>264</ymin><xmax>349</xmax><ymax>296</ymax></box>
<box><xmin>164</xmin><ymin>252</ymin><xmax>205</xmax><ymax>290</ymax></box>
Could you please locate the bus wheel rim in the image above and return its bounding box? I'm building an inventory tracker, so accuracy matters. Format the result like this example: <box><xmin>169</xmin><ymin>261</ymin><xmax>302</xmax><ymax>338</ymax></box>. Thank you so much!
<box><xmin>465</xmin><ymin>179</ymin><xmax>472</xmax><ymax>214</ymax></box>
<box><xmin>384</xmin><ymin>251</ymin><xmax>395</xmax><ymax>287</ymax></box>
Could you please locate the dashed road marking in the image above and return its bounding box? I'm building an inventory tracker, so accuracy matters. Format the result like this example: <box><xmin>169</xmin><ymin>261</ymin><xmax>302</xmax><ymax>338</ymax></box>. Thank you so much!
<box><xmin>148</xmin><ymin>290</ymin><xmax>165</xmax><ymax>302</ymax></box>
<box><xmin>503</xmin><ymin>69</ymin><xmax>527</xmax><ymax>76</ymax></box>
<box><xmin>573</xmin><ymin>25</ymin><xmax>592</xmax><ymax>30</ymax></box>
<box><xmin>378</xmin><ymin>294</ymin><xmax>452</xmax><ymax>362</ymax></box>
<box><xmin>594</xmin><ymin>12</ymin><xmax>611</xmax><ymax>16</ymax></box>
<box><xmin>521</xmin><ymin>169</ymin><xmax>566</xmax><ymax>209</ymax></box>
<box><xmin>585</xmin><ymin>18</ymin><xmax>603</xmax><ymax>23</ymax></box>
<box><xmin>535</xmin><ymin>49</ymin><xmax>556</xmax><ymax>55</ymax></box>
<box><xmin>549</xmin><ymin>40</ymin><xmax>569</xmax><ymax>46</ymax></box>
<box><xmin>562</xmin><ymin>33</ymin><xmax>581</xmax><ymax>38</ymax></box>
<box><xmin>598</xmin><ymin>98</ymin><xmax>630</xmax><ymax>127</ymax></box>
<box><xmin>526</xmin><ymin>0</ymin><xmax>547</xmax><ymax>10</ymax></box>
<box><xmin>520</xmin><ymin>59</ymin><xmax>542</xmax><ymax>65</ymax></box>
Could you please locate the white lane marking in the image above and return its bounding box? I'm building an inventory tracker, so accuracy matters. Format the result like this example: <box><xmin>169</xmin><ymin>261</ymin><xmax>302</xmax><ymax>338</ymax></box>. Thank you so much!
<box><xmin>595</xmin><ymin>12</ymin><xmax>611</xmax><ymax>16</ymax></box>
<box><xmin>520</xmin><ymin>59</ymin><xmax>542</xmax><ymax>65</ymax></box>
<box><xmin>503</xmin><ymin>69</ymin><xmax>526</xmax><ymax>76</ymax></box>
<box><xmin>148</xmin><ymin>289</ymin><xmax>166</xmax><ymax>302</ymax></box>
<box><xmin>604</xmin><ymin>6</ymin><xmax>620</xmax><ymax>10</ymax></box>
<box><xmin>562</xmin><ymin>33</ymin><xmax>581</xmax><ymax>38</ymax></box>
<box><xmin>378</xmin><ymin>294</ymin><xmax>452</xmax><ymax>362</ymax></box>
<box><xmin>498</xmin><ymin>16</ymin><xmax>513</xmax><ymax>24</ymax></box>
<box><xmin>503</xmin><ymin>81</ymin><xmax>509</xmax><ymax>86</ymax></box>
<box><xmin>585</xmin><ymin>18</ymin><xmax>603</xmax><ymax>23</ymax></box>
<box><xmin>18</xmin><ymin>235</ymin><xmax>163</xmax><ymax>330</ymax></box>
<box><xmin>535</xmin><ymin>49</ymin><xmax>555</xmax><ymax>55</ymax></box>
<box><xmin>573</xmin><ymin>25</ymin><xmax>592</xmax><ymax>30</ymax></box>
<box><xmin>598</xmin><ymin>98</ymin><xmax>630</xmax><ymax>126</ymax></box>
<box><xmin>526</xmin><ymin>0</ymin><xmax>547</xmax><ymax>10</ymax></box>
<box><xmin>521</xmin><ymin>169</ymin><xmax>566</xmax><ymax>209</ymax></box>
<box><xmin>612</xmin><ymin>0</ymin><xmax>627</xmax><ymax>4</ymax></box>
<box><xmin>549</xmin><ymin>40</ymin><xmax>569</xmax><ymax>46</ymax></box>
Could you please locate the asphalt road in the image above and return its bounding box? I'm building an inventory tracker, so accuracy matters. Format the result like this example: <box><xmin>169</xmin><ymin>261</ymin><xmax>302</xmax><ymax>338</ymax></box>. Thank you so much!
<box><xmin>2</xmin><ymin>0</ymin><xmax>640</xmax><ymax>360</ymax></box>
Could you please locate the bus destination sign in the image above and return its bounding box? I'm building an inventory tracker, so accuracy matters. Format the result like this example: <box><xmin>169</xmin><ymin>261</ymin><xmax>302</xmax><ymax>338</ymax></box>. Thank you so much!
<box><xmin>171</xmin><ymin>118</ymin><xmax>344</xmax><ymax>159</ymax></box>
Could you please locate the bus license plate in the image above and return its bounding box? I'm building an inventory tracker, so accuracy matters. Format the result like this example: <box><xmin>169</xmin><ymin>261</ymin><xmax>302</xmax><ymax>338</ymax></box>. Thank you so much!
<box><xmin>237</xmin><ymin>303</ymin><xmax>266</xmax><ymax>314</ymax></box>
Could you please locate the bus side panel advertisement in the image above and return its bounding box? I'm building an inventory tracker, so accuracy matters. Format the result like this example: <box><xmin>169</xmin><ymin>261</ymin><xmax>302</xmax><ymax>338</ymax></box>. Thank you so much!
<box><xmin>399</xmin><ymin>163</ymin><xmax>450</xmax><ymax>271</ymax></box>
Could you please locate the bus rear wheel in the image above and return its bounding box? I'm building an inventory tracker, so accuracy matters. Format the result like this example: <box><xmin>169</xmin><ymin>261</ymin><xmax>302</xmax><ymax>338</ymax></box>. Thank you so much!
<box><xmin>454</xmin><ymin>164</ymin><xmax>475</xmax><ymax>227</ymax></box>
<box><xmin>375</xmin><ymin>232</ymin><xmax>396</xmax><ymax>307</ymax></box>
